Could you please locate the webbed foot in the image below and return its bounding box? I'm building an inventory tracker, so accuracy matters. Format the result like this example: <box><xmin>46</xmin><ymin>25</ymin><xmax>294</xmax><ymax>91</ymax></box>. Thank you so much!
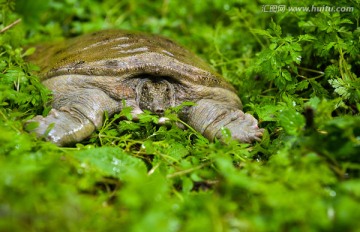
<box><xmin>216</xmin><ymin>111</ymin><xmax>264</xmax><ymax>143</ymax></box>
<box><xmin>186</xmin><ymin>99</ymin><xmax>264</xmax><ymax>143</ymax></box>
<box><xmin>26</xmin><ymin>108</ymin><xmax>95</xmax><ymax>146</ymax></box>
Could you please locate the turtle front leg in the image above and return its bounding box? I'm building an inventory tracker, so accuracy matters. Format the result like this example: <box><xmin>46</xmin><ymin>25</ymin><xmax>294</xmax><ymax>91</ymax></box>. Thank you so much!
<box><xmin>26</xmin><ymin>88</ymin><xmax>121</xmax><ymax>146</ymax></box>
<box><xmin>27</xmin><ymin>108</ymin><xmax>96</xmax><ymax>146</ymax></box>
<box><xmin>185</xmin><ymin>99</ymin><xmax>264</xmax><ymax>143</ymax></box>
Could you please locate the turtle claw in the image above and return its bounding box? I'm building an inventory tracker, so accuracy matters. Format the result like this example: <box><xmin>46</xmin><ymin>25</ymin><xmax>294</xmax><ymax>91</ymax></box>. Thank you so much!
<box><xmin>26</xmin><ymin>109</ymin><xmax>95</xmax><ymax>146</ymax></box>
<box><xmin>219</xmin><ymin>112</ymin><xmax>264</xmax><ymax>143</ymax></box>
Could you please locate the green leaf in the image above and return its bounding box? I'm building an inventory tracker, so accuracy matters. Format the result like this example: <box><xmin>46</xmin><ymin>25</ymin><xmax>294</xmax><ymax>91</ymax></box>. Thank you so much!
<box><xmin>166</xmin><ymin>142</ymin><xmax>188</xmax><ymax>160</ymax></box>
<box><xmin>182</xmin><ymin>177</ymin><xmax>194</xmax><ymax>193</ymax></box>
<box><xmin>73</xmin><ymin>147</ymin><xmax>147</xmax><ymax>179</ymax></box>
<box><xmin>281</xmin><ymin>70</ymin><xmax>292</xmax><ymax>81</ymax></box>
<box><xmin>255</xmin><ymin>104</ymin><xmax>283</xmax><ymax>122</ymax></box>
<box><xmin>22</xmin><ymin>47</ymin><xmax>36</xmax><ymax>57</ymax></box>
<box><xmin>329</xmin><ymin>79</ymin><xmax>350</xmax><ymax>99</ymax></box>
<box><xmin>269</xmin><ymin>20</ymin><xmax>282</xmax><ymax>37</ymax></box>
<box><xmin>296</xmin><ymin>80</ymin><xmax>309</xmax><ymax>91</ymax></box>
<box><xmin>251</xmin><ymin>28</ymin><xmax>273</xmax><ymax>38</ymax></box>
<box><xmin>278</xmin><ymin>108</ymin><xmax>305</xmax><ymax>136</ymax></box>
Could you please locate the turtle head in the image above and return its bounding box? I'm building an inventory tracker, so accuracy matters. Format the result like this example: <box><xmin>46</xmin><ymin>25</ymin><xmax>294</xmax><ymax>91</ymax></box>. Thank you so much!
<box><xmin>136</xmin><ymin>78</ymin><xmax>175</xmax><ymax>116</ymax></box>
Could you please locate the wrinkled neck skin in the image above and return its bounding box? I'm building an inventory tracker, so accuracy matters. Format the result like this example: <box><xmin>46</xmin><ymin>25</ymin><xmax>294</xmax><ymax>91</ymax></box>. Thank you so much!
<box><xmin>136</xmin><ymin>77</ymin><xmax>176</xmax><ymax>116</ymax></box>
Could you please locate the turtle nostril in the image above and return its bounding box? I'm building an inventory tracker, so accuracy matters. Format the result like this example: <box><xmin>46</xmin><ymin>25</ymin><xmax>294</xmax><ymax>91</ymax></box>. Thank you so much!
<box><xmin>155</xmin><ymin>108</ymin><xmax>164</xmax><ymax>115</ymax></box>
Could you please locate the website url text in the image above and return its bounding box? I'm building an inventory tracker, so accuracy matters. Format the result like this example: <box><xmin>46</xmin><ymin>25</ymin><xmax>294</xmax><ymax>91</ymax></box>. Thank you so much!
<box><xmin>262</xmin><ymin>5</ymin><xmax>354</xmax><ymax>13</ymax></box>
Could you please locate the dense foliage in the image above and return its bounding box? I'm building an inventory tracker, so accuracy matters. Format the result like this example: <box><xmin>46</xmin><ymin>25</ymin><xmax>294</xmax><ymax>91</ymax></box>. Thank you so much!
<box><xmin>1</xmin><ymin>0</ymin><xmax>360</xmax><ymax>231</ymax></box>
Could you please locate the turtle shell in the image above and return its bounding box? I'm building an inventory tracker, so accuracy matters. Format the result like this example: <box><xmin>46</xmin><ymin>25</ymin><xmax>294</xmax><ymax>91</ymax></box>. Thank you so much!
<box><xmin>29</xmin><ymin>30</ymin><xmax>236</xmax><ymax>92</ymax></box>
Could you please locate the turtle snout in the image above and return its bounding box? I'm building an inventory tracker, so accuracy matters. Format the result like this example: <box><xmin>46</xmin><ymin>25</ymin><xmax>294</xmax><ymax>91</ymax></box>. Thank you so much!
<box><xmin>154</xmin><ymin>107</ymin><xmax>165</xmax><ymax>116</ymax></box>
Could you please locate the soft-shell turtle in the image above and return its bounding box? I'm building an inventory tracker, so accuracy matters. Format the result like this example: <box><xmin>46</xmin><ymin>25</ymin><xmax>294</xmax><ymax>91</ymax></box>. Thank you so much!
<box><xmin>27</xmin><ymin>30</ymin><xmax>264</xmax><ymax>146</ymax></box>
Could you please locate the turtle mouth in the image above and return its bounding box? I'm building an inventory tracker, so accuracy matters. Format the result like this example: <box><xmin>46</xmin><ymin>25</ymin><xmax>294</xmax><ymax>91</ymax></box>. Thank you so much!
<box><xmin>135</xmin><ymin>76</ymin><xmax>176</xmax><ymax>108</ymax></box>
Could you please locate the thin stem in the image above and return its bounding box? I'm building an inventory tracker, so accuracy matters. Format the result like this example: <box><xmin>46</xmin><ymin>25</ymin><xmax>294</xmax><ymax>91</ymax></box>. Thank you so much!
<box><xmin>297</xmin><ymin>66</ymin><xmax>325</xmax><ymax>75</ymax></box>
<box><xmin>0</xmin><ymin>18</ymin><xmax>22</xmax><ymax>34</ymax></box>
<box><xmin>0</xmin><ymin>109</ymin><xmax>21</xmax><ymax>133</ymax></box>
<box><xmin>166</xmin><ymin>162</ymin><xmax>210</xmax><ymax>179</ymax></box>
